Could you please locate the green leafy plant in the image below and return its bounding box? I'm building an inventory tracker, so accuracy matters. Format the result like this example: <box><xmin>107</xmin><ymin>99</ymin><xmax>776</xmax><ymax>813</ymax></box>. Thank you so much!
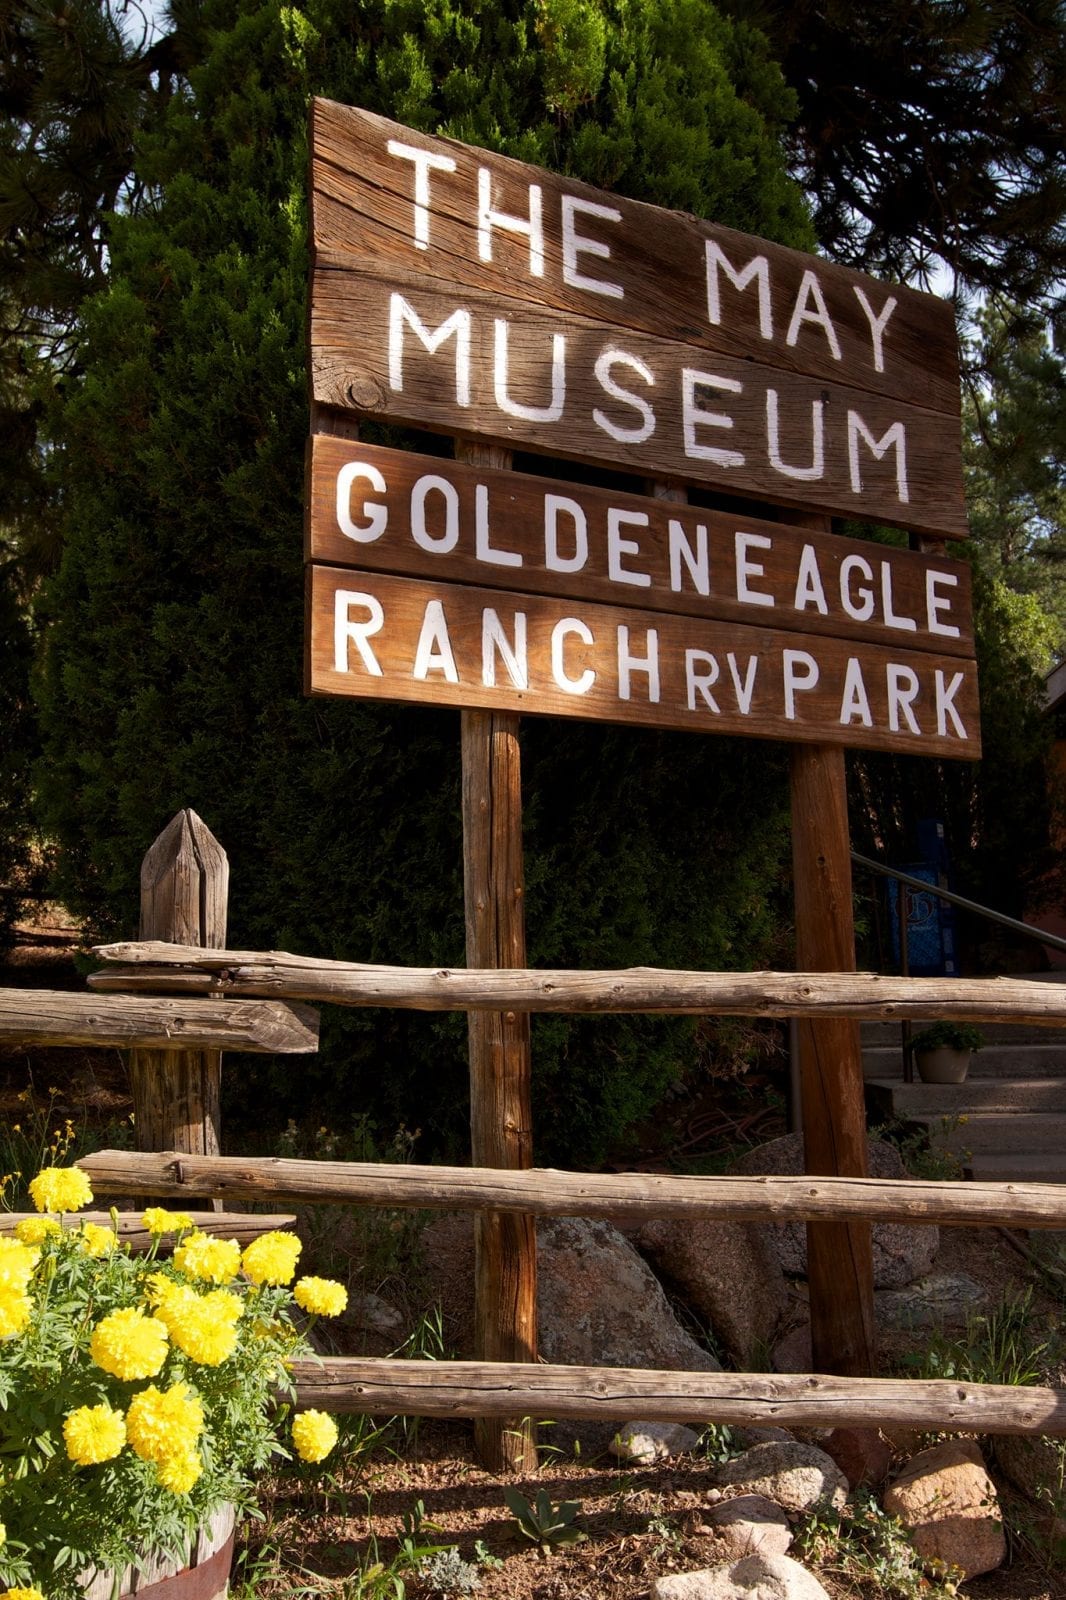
<box><xmin>418</xmin><ymin>1544</ymin><xmax>481</xmax><ymax>1595</ymax></box>
<box><xmin>0</xmin><ymin>1165</ymin><xmax>348</xmax><ymax>1599</ymax></box>
<box><xmin>795</xmin><ymin>1490</ymin><xmax>963</xmax><ymax>1598</ymax></box>
<box><xmin>910</xmin><ymin>1022</ymin><xmax>985</xmax><ymax>1054</ymax></box>
<box><xmin>503</xmin><ymin>1486</ymin><xmax>587</xmax><ymax>1554</ymax></box>
<box><xmin>903</xmin><ymin>1286</ymin><xmax>1052</xmax><ymax>1389</ymax></box>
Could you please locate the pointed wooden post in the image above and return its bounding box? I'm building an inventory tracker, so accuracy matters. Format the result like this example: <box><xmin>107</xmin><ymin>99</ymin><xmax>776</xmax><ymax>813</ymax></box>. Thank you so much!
<box><xmin>129</xmin><ymin>810</ymin><xmax>229</xmax><ymax>1163</ymax></box>
<box><xmin>789</xmin><ymin>513</ymin><xmax>876</xmax><ymax>1378</ymax></box>
<box><xmin>458</xmin><ymin>442</ymin><xmax>538</xmax><ymax>1474</ymax></box>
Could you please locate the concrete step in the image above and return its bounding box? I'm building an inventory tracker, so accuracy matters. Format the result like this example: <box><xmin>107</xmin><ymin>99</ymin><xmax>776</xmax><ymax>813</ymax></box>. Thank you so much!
<box><xmin>866</xmin><ymin>1077</ymin><xmax>1066</xmax><ymax>1117</ymax></box>
<box><xmin>925</xmin><ymin>1112</ymin><xmax>1066</xmax><ymax>1155</ymax></box>
<box><xmin>863</xmin><ymin>1043</ymin><xmax>1066</xmax><ymax>1081</ymax></box>
<box><xmin>860</xmin><ymin>1019</ymin><xmax>1066</xmax><ymax>1049</ymax></box>
<box><xmin>964</xmin><ymin>1151</ymin><xmax>1066</xmax><ymax>1185</ymax></box>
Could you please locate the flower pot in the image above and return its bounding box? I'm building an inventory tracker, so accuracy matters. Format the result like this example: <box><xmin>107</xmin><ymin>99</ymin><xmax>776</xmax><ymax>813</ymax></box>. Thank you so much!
<box><xmin>80</xmin><ymin>1503</ymin><xmax>234</xmax><ymax>1600</ymax></box>
<box><xmin>915</xmin><ymin>1047</ymin><xmax>971</xmax><ymax>1085</ymax></box>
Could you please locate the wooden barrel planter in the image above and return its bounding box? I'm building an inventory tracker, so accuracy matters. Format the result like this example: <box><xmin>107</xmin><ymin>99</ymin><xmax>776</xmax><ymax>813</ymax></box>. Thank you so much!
<box><xmin>80</xmin><ymin>1503</ymin><xmax>234</xmax><ymax>1600</ymax></box>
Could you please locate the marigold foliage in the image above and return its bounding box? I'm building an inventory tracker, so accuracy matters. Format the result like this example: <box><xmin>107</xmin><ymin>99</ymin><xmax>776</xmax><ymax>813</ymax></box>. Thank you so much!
<box><xmin>291</xmin><ymin>1409</ymin><xmax>338</xmax><ymax>1464</ymax></box>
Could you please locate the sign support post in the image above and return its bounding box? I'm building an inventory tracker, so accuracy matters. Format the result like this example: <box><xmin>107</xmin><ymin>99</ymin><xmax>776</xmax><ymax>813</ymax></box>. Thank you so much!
<box><xmin>458</xmin><ymin>443</ymin><xmax>538</xmax><ymax>1473</ymax></box>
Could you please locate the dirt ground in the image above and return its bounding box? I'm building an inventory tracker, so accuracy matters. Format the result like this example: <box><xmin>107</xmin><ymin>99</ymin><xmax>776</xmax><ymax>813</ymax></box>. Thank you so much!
<box><xmin>4</xmin><ymin>923</ymin><xmax>1066</xmax><ymax>1600</ymax></box>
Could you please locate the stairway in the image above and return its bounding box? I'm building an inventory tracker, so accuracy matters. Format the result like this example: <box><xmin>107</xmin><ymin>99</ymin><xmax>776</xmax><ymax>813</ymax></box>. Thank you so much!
<box><xmin>863</xmin><ymin>1002</ymin><xmax>1066</xmax><ymax>1183</ymax></box>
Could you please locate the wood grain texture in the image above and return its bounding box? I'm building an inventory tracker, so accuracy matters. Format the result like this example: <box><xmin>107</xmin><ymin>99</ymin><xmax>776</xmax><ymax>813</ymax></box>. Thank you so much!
<box><xmin>310</xmin><ymin>100</ymin><xmax>961</xmax><ymax>417</ymax></box>
<box><xmin>289</xmin><ymin>1355</ymin><xmax>1066</xmax><ymax>1434</ymax></box>
<box><xmin>0</xmin><ymin>987</ymin><xmax>318</xmax><ymax>1051</ymax></box>
<box><xmin>76</xmin><ymin>1150</ymin><xmax>1066</xmax><ymax>1230</ymax></box>
<box><xmin>791</xmin><ymin>736</ymin><xmax>874</xmax><ymax>1378</ymax></box>
<box><xmin>310</xmin><ymin>265</ymin><xmax>967</xmax><ymax>540</ymax></box>
<box><xmin>306</xmin><ymin>436</ymin><xmax>975</xmax><ymax>656</ymax></box>
<box><xmin>131</xmin><ymin>812</ymin><xmax>230</xmax><ymax>1161</ymax></box>
<box><xmin>458</xmin><ymin>440</ymin><xmax>537</xmax><ymax>1474</ymax></box>
<box><xmin>307</xmin><ymin>565</ymin><xmax>982</xmax><ymax>757</ymax></box>
<box><xmin>88</xmin><ymin>946</ymin><xmax>1066</xmax><ymax>1024</ymax></box>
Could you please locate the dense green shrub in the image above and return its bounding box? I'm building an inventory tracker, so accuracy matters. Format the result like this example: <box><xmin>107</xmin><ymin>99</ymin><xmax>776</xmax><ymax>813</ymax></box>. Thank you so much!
<box><xmin>36</xmin><ymin>0</ymin><xmax>811</xmax><ymax>1163</ymax></box>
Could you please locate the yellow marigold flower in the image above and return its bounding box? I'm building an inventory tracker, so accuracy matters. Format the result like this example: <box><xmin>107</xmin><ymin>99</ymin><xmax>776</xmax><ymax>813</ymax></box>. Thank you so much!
<box><xmin>2</xmin><ymin>1587</ymin><xmax>45</xmax><ymax>1600</ymax></box>
<box><xmin>63</xmin><ymin>1402</ymin><xmax>127</xmax><ymax>1465</ymax></box>
<box><xmin>80</xmin><ymin>1222</ymin><xmax>118</xmax><ymax>1258</ymax></box>
<box><xmin>294</xmin><ymin>1276</ymin><xmax>348</xmax><ymax>1317</ymax></box>
<box><xmin>173</xmin><ymin>1231</ymin><xmax>241</xmax><ymax>1285</ymax></box>
<box><xmin>291</xmin><ymin>1410</ymin><xmax>338</xmax><ymax>1463</ymax></box>
<box><xmin>157</xmin><ymin>1286</ymin><xmax>242</xmax><ymax>1366</ymax></box>
<box><xmin>0</xmin><ymin>1236</ymin><xmax>38</xmax><ymax>1290</ymax></box>
<box><xmin>90</xmin><ymin>1307</ymin><xmax>169</xmax><ymax>1380</ymax></box>
<box><xmin>28</xmin><ymin>1165</ymin><xmax>92</xmax><ymax>1214</ymax></box>
<box><xmin>242</xmin><ymin>1230</ymin><xmax>302</xmax><ymax>1286</ymax></box>
<box><xmin>142</xmin><ymin>1207</ymin><xmax>194</xmax><ymax>1235</ymax></box>
<box><xmin>0</xmin><ymin>1521</ymin><xmax>5</xmax><ymax>1544</ymax></box>
<box><xmin>0</xmin><ymin>1288</ymin><xmax>32</xmax><ymax>1341</ymax></box>
<box><xmin>126</xmin><ymin>1381</ymin><xmax>204</xmax><ymax>1464</ymax></box>
<box><xmin>156</xmin><ymin>1448</ymin><xmax>202</xmax><ymax>1494</ymax></box>
<box><xmin>14</xmin><ymin>1218</ymin><xmax>60</xmax><ymax>1245</ymax></box>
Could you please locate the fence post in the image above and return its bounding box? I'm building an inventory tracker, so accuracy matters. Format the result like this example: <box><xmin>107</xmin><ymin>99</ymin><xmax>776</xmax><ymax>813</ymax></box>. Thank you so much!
<box><xmin>128</xmin><ymin>811</ymin><xmax>229</xmax><ymax>1164</ymax></box>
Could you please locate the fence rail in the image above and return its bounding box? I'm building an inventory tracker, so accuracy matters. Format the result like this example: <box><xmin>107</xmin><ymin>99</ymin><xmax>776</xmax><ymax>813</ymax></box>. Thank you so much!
<box><xmin>0</xmin><ymin>986</ymin><xmax>318</xmax><ymax>1053</ymax></box>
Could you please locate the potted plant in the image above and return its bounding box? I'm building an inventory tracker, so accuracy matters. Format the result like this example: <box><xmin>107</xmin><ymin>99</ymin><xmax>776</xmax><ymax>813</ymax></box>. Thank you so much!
<box><xmin>0</xmin><ymin>1166</ymin><xmax>347</xmax><ymax>1600</ymax></box>
<box><xmin>911</xmin><ymin>1021</ymin><xmax>985</xmax><ymax>1084</ymax></box>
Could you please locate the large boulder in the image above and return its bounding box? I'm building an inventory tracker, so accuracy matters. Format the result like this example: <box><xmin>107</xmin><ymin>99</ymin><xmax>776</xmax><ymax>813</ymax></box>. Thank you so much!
<box><xmin>636</xmin><ymin>1218</ymin><xmax>787</xmax><ymax>1367</ymax></box>
<box><xmin>883</xmin><ymin>1439</ymin><xmax>1006</xmax><ymax>1579</ymax></box>
<box><xmin>651</xmin><ymin>1553</ymin><xmax>831</xmax><ymax>1600</ymax></box>
<box><xmin>993</xmin><ymin>1434</ymin><xmax>1066</xmax><ymax>1548</ymax></box>
<box><xmin>712</xmin><ymin>1441</ymin><xmax>847</xmax><ymax>1515</ymax></box>
<box><xmin>729</xmin><ymin>1135</ymin><xmax>938</xmax><ymax>1288</ymax></box>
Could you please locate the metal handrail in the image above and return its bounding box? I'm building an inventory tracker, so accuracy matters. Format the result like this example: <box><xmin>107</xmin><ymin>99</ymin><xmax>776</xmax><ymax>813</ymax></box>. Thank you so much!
<box><xmin>850</xmin><ymin>849</ymin><xmax>1066</xmax><ymax>957</ymax></box>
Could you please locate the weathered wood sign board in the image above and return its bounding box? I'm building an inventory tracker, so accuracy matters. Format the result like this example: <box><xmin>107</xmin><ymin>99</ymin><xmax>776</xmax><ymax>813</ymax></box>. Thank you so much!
<box><xmin>310</xmin><ymin>99</ymin><xmax>966</xmax><ymax>538</ymax></box>
<box><xmin>306</xmin><ymin>98</ymin><xmax>979</xmax><ymax>759</ymax></box>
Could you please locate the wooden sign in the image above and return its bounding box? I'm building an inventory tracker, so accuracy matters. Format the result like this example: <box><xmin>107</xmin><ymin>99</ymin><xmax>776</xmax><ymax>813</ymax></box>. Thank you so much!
<box><xmin>307</xmin><ymin>436</ymin><xmax>975</xmax><ymax>659</ymax></box>
<box><xmin>310</xmin><ymin>99</ymin><xmax>967</xmax><ymax>539</ymax></box>
<box><xmin>307</xmin><ymin>564</ymin><xmax>980</xmax><ymax>758</ymax></box>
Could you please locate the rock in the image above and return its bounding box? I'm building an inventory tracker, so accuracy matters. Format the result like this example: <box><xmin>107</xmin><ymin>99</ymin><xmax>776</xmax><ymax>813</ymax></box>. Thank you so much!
<box><xmin>345</xmin><ymin>1290</ymin><xmax>405</xmax><ymax>1337</ymax></box>
<box><xmin>993</xmin><ymin>1434</ymin><xmax>1066</xmax><ymax>1546</ymax></box>
<box><xmin>536</xmin><ymin>1216</ymin><xmax>721</xmax><ymax>1373</ymax></box>
<box><xmin>651</xmin><ymin>1553</ymin><xmax>831</xmax><ymax>1600</ymax></box>
<box><xmin>884</xmin><ymin>1439</ymin><xmax>1006</xmax><ymax>1579</ymax></box>
<box><xmin>822</xmin><ymin>1427</ymin><xmax>892</xmax><ymax>1489</ymax></box>
<box><xmin>729</xmin><ymin>1135</ymin><xmax>938</xmax><ymax>1288</ymax></box>
<box><xmin>730</xmin><ymin>1426</ymin><xmax>795</xmax><ymax>1448</ymax></box>
<box><xmin>770</xmin><ymin>1322</ymin><xmax>812</xmax><ymax>1374</ymax></box>
<box><xmin>713</xmin><ymin>1441</ymin><xmax>847</xmax><ymax>1515</ymax></box>
<box><xmin>611</xmin><ymin>1422</ymin><xmax>701</xmax><ymax>1464</ymax></box>
<box><xmin>421</xmin><ymin>1213</ymin><xmax>719</xmax><ymax>1375</ymax></box>
<box><xmin>704</xmin><ymin>1494</ymin><xmax>792</xmax><ymax>1558</ymax></box>
<box><xmin>875</xmin><ymin>1273</ymin><xmax>988</xmax><ymax>1330</ymax></box>
<box><xmin>636</xmin><ymin>1218</ymin><xmax>787</xmax><ymax>1366</ymax></box>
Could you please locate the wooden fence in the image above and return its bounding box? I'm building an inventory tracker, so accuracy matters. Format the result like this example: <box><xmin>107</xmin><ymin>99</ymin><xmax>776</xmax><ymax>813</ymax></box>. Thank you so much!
<box><xmin>7</xmin><ymin>808</ymin><xmax>1066</xmax><ymax>1453</ymax></box>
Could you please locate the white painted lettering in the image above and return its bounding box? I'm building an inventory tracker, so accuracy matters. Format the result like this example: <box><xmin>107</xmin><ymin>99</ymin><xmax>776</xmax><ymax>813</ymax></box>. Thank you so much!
<box><xmin>551</xmin><ymin>618</ymin><xmax>595</xmax><ymax>695</ymax></box>
<box><xmin>887</xmin><ymin>663</ymin><xmax>921</xmax><ymax>733</ymax></box>
<box><xmin>668</xmin><ymin>519</ymin><xmax>710</xmax><ymax>595</ymax></box>
<box><xmin>783</xmin><ymin>649</ymin><xmax>819</xmax><ymax>719</ymax></box>
<box><xmin>840</xmin><ymin>553</ymin><xmax>875</xmax><ymax>621</ymax></box>
<box><xmin>839</xmin><ymin>658</ymin><xmax>873</xmax><ymax>726</ymax></box>
<box><xmin>682</xmin><ymin>370</ymin><xmax>744</xmax><ymax>467</ymax></box>
<box><xmin>494</xmin><ymin>318</ymin><xmax>565</xmax><ymax>421</ymax></box>
<box><xmin>926</xmin><ymin>570</ymin><xmax>961</xmax><ymax>637</ymax></box>
<box><xmin>336</xmin><ymin>462</ymin><xmax>388</xmax><ymax>543</ymax></box>
<box><xmin>475</xmin><ymin>482</ymin><xmax>522</xmax><ymax>567</ymax></box>
<box><xmin>410</xmin><ymin>474</ymin><xmax>460</xmax><ymax>553</ymax></box>
<box><xmin>477</xmin><ymin>168</ymin><xmax>544</xmax><ymax>276</ymax></box>
<box><xmin>561</xmin><ymin>195</ymin><xmax>623</xmax><ymax>298</ymax></box>
<box><xmin>704</xmin><ymin>244</ymin><xmax>772</xmax><ymax>340</ymax></box>
<box><xmin>735</xmin><ymin>531</ymin><xmax>774</xmax><ymax>608</ymax></box>
<box><xmin>727</xmin><ymin>653</ymin><xmax>759</xmax><ymax>714</ymax></box>
<box><xmin>767</xmin><ymin>389</ymin><xmax>825</xmax><ymax>481</ymax></box>
<box><xmin>852</xmin><ymin>286</ymin><xmax>898</xmax><ymax>373</ymax></box>
<box><xmin>686</xmin><ymin>650</ymin><xmax>721</xmax><ymax>711</ymax></box>
<box><xmin>544</xmin><ymin>494</ymin><xmax>588</xmax><ymax>574</ymax></box>
<box><xmin>592</xmin><ymin>348</ymin><xmax>656</xmax><ymax>442</ymax></box>
<box><xmin>617</xmin><ymin>626</ymin><xmax>660</xmax><ymax>702</ymax></box>
<box><xmin>936</xmin><ymin>670</ymin><xmax>967</xmax><ymax>738</ymax></box>
<box><xmin>785</xmin><ymin>270</ymin><xmax>843</xmax><ymax>360</ymax></box>
<box><xmin>848</xmin><ymin>412</ymin><xmax>909</xmax><ymax>502</ymax></box>
<box><xmin>334</xmin><ymin>590</ymin><xmax>384</xmax><ymax>676</ymax></box>
<box><xmin>413</xmin><ymin>599</ymin><xmax>459</xmax><ymax>682</ymax></box>
<box><xmin>881</xmin><ymin>562</ymin><xmax>918</xmax><ymax>631</ymax></box>
<box><xmin>389</xmin><ymin>295</ymin><xmax>471</xmax><ymax>406</ymax></box>
<box><xmin>482</xmin><ymin>608</ymin><xmax>528</xmax><ymax>689</ymax></box>
<box><xmin>794</xmin><ymin>544</ymin><xmax>829</xmax><ymax>613</ymax></box>
<box><xmin>607</xmin><ymin>508</ymin><xmax>652</xmax><ymax>588</ymax></box>
<box><xmin>385</xmin><ymin>140</ymin><xmax>457</xmax><ymax>250</ymax></box>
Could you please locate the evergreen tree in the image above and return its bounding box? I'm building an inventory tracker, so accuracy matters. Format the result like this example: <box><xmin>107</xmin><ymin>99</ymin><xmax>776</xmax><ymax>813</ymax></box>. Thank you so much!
<box><xmin>35</xmin><ymin>0</ymin><xmax>811</xmax><ymax>1163</ymax></box>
